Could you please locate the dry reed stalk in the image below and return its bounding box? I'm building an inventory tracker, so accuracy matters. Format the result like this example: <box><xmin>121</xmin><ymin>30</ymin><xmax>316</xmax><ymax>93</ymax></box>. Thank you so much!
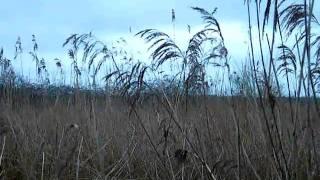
<box><xmin>241</xmin><ymin>141</ymin><xmax>262</xmax><ymax>180</ymax></box>
<box><xmin>76</xmin><ymin>136</ymin><xmax>83</xmax><ymax>180</ymax></box>
<box><xmin>41</xmin><ymin>152</ymin><xmax>45</xmax><ymax>180</ymax></box>
<box><xmin>0</xmin><ymin>136</ymin><xmax>6</xmax><ymax>167</ymax></box>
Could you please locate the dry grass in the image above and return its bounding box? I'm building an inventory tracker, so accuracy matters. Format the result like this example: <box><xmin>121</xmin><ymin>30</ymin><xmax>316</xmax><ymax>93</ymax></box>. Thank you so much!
<box><xmin>0</xmin><ymin>1</ymin><xmax>320</xmax><ymax>179</ymax></box>
<box><xmin>0</xmin><ymin>90</ymin><xmax>318</xmax><ymax>179</ymax></box>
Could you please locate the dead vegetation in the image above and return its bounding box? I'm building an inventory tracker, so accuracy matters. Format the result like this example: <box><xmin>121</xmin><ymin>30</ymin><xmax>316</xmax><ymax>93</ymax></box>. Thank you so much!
<box><xmin>1</xmin><ymin>1</ymin><xmax>320</xmax><ymax>179</ymax></box>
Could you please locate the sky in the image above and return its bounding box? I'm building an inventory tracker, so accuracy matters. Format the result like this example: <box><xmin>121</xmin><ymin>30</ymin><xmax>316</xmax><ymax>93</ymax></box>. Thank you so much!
<box><xmin>2</xmin><ymin>0</ymin><xmax>317</xmax><ymax>85</ymax></box>
<box><xmin>0</xmin><ymin>0</ymin><xmax>247</xmax><ymax>55</ymax></box>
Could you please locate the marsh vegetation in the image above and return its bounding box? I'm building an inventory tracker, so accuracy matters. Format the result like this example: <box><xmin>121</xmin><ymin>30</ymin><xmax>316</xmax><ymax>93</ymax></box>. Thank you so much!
<box><xmin>1</xmin><ymin>0</ymin><xmax>320</xmax><ymax>179</ymax></box>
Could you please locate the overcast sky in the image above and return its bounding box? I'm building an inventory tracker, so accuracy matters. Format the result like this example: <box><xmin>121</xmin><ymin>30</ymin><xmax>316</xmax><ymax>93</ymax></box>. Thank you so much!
<box><xmin>0</xmin><ymin>0</ymin><xmax>247</xmax><ymax>57</ymax></box>
<box><xmin>1</xmin><ymin>0</ymin><xmax>318</xmax><ymax>84</ymax></box>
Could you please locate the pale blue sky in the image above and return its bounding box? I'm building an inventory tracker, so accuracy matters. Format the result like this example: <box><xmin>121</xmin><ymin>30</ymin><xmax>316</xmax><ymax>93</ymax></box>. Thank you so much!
<box><xmin>1</xmin><ymin>0</ymin><xmax>318</xmax><ymax>85</ymax></box>
<box><xmin>0</xmin><ymin>0</ymin><xmax>246</xmax><ymax>55</ymax></box>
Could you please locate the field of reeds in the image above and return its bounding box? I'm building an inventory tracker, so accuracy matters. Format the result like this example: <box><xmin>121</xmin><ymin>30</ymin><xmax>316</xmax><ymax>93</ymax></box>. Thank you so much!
<box><xmin>1</xmin><ymin>0</ymin><xmax>320</xmax><ymax>179</ymax></box>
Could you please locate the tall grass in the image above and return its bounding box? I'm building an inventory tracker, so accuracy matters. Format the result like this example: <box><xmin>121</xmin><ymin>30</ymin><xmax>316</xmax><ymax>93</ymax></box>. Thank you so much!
<box><xmin>0</xmin><ymin>1</ymin><xmax>320</xmax><ymax>179</ymax></box>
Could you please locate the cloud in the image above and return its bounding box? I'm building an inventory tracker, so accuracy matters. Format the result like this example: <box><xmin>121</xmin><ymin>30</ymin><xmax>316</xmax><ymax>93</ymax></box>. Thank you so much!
<box><xmin>0</xmin><ymin>0</ymin><xmax>259</xmax><ymax>84</ymax></box>
<box><xmin>0</xmin><ymin>0</ymin><xmax>248</xmax><ymax>52</ymax></box>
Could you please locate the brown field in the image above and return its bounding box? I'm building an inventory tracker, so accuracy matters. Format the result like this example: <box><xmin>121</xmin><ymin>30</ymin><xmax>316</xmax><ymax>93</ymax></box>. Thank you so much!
<box><xmin>1</xmin><ymin>1</ymin><xmax>320</xmax><ymax>179</ymax></box>
<box><xmin>0</xmin><ymin>88</ymin><xmax>319</xmax><ymax>179</ymax></box>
